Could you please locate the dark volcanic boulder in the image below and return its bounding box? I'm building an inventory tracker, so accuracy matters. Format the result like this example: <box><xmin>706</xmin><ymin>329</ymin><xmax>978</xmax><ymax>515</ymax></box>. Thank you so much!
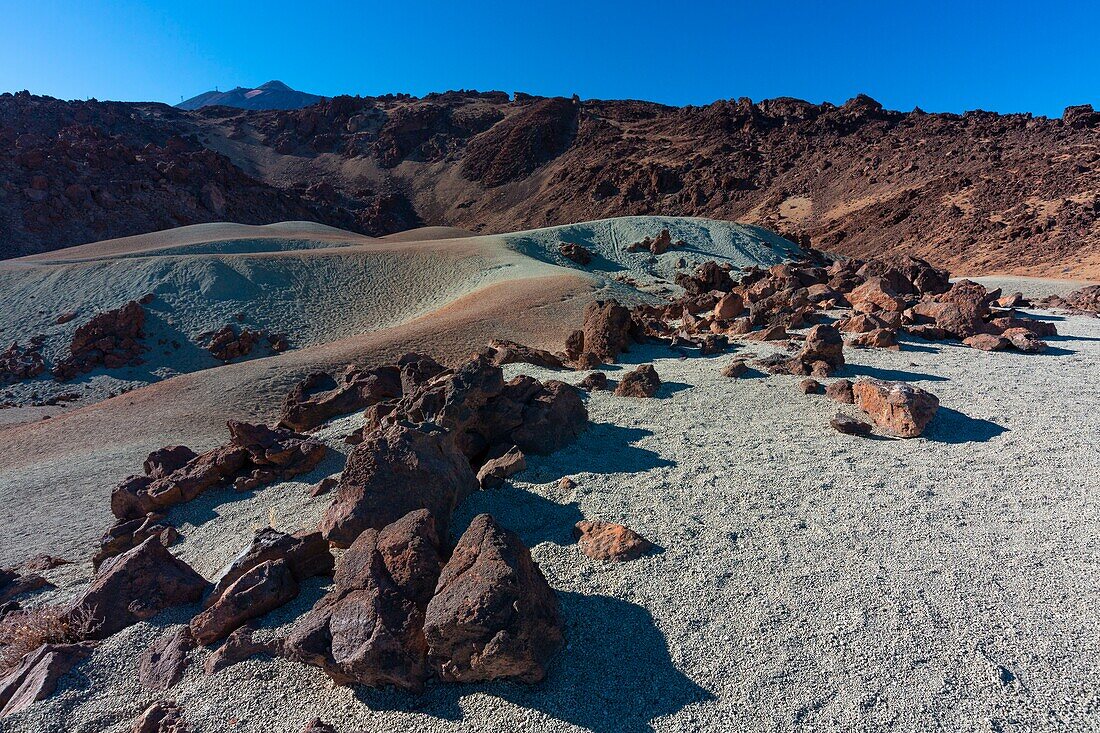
<box><xmin>423</xmin><ymin>514</ymin><xmax>562</xmax><ymax>683</ymax></box>
<box><xmin>559</xmin><ymin>242</ymin><xmax>593</xmax><ymax>265</ymax></box>
<box><xmin>278</xmin><ymin>365</ymin><xmax>403</xmax><ymax>432</ymax></box>
<box><xmin>139</xmin><ymin>626</ymin><xmax>195</xmax><ymax>691</ymax></box>
<box><xmin>675</xmin><ymin>261</ymin><xmax>733</xmax><ymax>295</ymax></box>
<box><xmin>506</xmin><ymin>380</ymin><xmax>587</xmax><ymax>454</ymax></box>
<box><xmin>189</xmin><ymin>559</ymin><xmax>299</xmax><ymax>645</ymax></box>
<box><xmin>53</xmin><ymin>300</ymin><xmax>147</xmax><ymax>380</ymax></box>
<box><xmin>284</xmin><ymin>510</ymin><xmax>443</xmax><ymax>691</ymax></box>
<box><xmin>65</xmin><ymin>537</ymin><xmax>209</xmax><ymax>639</ymax></box>
<box><xmin>320</xmin><ymin>422</ymin><xmax>477</xmax><ymax>547</ymax></box>
<box><xmin>94</xmin><ymin>514</ymin><xmax>179</xmax><ymax>570</ymax></box>
<box><xmin>581</xmin><ymin>300</ymin><xmax>633</xmax><ymax>363</ymax></box>
<box><xmin>143</xmin><ymin>446</ymin><xmax>198</xmax><ymax>479</ymax></box>
<box><xmin>131</xmin><ymin>700</ymin><xmax>189</xmax><ymax>733</ymax></box>
<box><xmin>206</xmin><ymin>528</ymin><xmax>333</xmax><ymax>605</ymax></box>
<box><xmin>481</xmin><ymin>339</ymin><xmax>564</xmax><ymax>369</ymax></box>
<box><xmin>613</xmin><ymin>364</ymin><xmax>661</xmax><ymax>398</ymax></box>
<box><xmin>0</xmin><ymin>642</ymin><xmax>94</xmax><ymax>718</ymax></box>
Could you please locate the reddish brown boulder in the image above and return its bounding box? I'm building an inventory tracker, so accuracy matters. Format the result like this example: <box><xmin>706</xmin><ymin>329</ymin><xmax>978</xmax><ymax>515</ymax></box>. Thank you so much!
<box><xmin>578</xmin><ymin>371</ymin><xmax>609</xmax><ymax>391</ymax></box>
<box><xmin>94</xmin><ymin>514</ymin><xmax>179</xmax><ymax>570</ymax></box>
<box><xmin>65</xmin><ymin>537</ymin><xmax>208</xmax><ymax>640</ymax></box>
<box><xmin>830</xmin><ymin>413</ymin><xmax>872</xmax><ymax>436</ymax></box>
<box><xmin>964</xmin><ymin>334</ymin><xmax>1010</xmax><ymax>351</ymax></box>
<box><xmin>321</xmin><ymin>422</ymin><xmax>477</xmax><ymax>547</ymax></box>
<box><xmin>848</xmin><ymin>328</ymin><xmax>899</xmax><ymax>349</ymax></box>
<box><xmin>721</xmin><ymin>359</ymin><xmax>749</xmax><ymax>378</ymax></box>
<box><xmin>675</xmin><ymin>261</ymin><xmax>733</xmax><ymax>295</ymax></box>
<box><xmin>506</xmin><ymin>379</ymin><xmax>587</xmax><ymax>455</ymax></box>
<box><xmin>424</xmin><ymin>514</ymin><xmax>562</xmax><ymax>683</ymax></box>
<box><xmin>476</xmin><ymin>446</ymin><xmax>527</xmax><ymax>488</ymax></box>
<box><xmin>53</xmin><ymin>300</ymin><xmax>146</xmax><ymax>380</ymax></box>
<box><xmin>0</xmin><ymin>341</ymin><xmax>46</xmax><ymax>383</ymax></box>
<box><xmin>131</xmin><ymin>700</ymin><xmax>189</xmax><ymax>733</ymax></box>
<box><xmin>613</xmin><ymin>364</ymin><xmax>661</xmax><ymax>398</ymax></box>
<box><xmin>0</xmin><ymin>642</ymin><xmax>94</xmax><ymax>718</ymax></box>
<box><xmin>800</xmin><ymin>378</ymin><xmax>823</xmax><ymax>394</ymax></box>
<box><xmin>278</xmin><ymin>365</ymin><xmax>403</xmax><ymax>432</ymax></box>
<box><xmin>205</xmin><ymin>325</ymin><xmax>264</xmax><ymax>361</ymax></box>
<box><xmin>800</xmin><ymin>324</ymin><xmax>845</xmax><ymax>374</ymax></box>
<box><xmin>581</xmin><ymin>300</ymin><xmax>633</xmax><ymax>362</ymax></box>
<box><xmin>825</xmin><ymin>379</ymin><xmax>855</xmax><ymax>404</ymax></box>
<box><xmin>143</xmin><ymin>446</ymin><xmax>198</xmax><ymax>479</ymax></box>
<box><xmin>713</xmin><ymin>291</ymin><xmax>744</xmax><ymax>320</ymax></box>
<box><xmin>0</xmin><ymin>569</ymin><xmax>51</xmax><ymax>605</ymax></box>
<box><xmin>835</xmin><ymin>313</ymin><xmax>891</xmax><ymax>333</ymax></box>
<box><xmin>563</xmin><ymin>329</ymin><xmax>585</xmax><ymax>360</ymax></box>
<box><xmin>1001</xmin><ymin>327</ymin><xmax>1047</xmax><ymax>353</ymax></box>
<box><xmin>190</xmin><ymin>559</ymin><xmax>299</xmax><ymax>645</ymax></box>
<box><xmin>995</xmin><ymin>292</ymin><xmax>1027</xmax><ymax>308</ymax></box>
<box><xmin>573</xmin><ymin>521</ymin><xmax>653</xmax><ymax>562</ymax></box>
<box><xmin>559</xmin><ymin>242</ymin><xmax>593</xmax><ymax>265</ymax></box>
<box><xmin>482</xmin><ymin>339</ymin><xmax>564</xmax><ymax>369</ymax></box>
<box><xmin>852</xmin><ymin>378</ymin><xmax>939</xmax><ymax>438</ymax></box>
<box><xmin>848</xmin><ymin>277</ymin><xmax>906</xmax><ymax>313</ymax></box>
<box><xmin>139</xmin><ymin>626</ymin><xmax>195</xmax><ymax>690</ymax></box>
<box><xmin>285</xmin><ymin>510</ymin><xmax>442</xmax><ymax>691</ymax></box>
<box><xmin>207</xmin><ymin>528</ymin><xmax>333</xmax><ymax>606</ymax></box>
<box><xmin>203</xmin><ymin>624</ymin><xmax>282</xmax><ymax>675</ymax></box>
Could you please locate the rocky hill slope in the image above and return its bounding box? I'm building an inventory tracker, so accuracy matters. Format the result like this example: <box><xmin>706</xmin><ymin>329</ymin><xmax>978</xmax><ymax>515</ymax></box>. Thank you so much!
<box><xmin>177</xmin><ymin>80</ymin><xmax>325</xmax><ymax>111</ymax></box>
<box><xmin>2</xmin><ymin>90</ymin><xmax>1098</xmax><ymax>276</ymax></box>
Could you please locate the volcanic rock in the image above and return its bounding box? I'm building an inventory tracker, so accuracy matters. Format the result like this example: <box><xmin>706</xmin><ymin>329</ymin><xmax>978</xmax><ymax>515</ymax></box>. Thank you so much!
<box><xmin>207</xmin><ymin>528</ymin><xmax>333</xmax><ymax>605</ymax></box>
<box><xmin>204</xmin><ymin>325</ymin><xmax>265</xmax><ymax>361</ymax></box>
<box><xmin>0</xmin><ymin>341</ymin><xmax>46</xmax><ymax>383</ymax></box>
<box><xmin>278</xmin><ymin>365</ymin><xmax>403</xmax><ymax>432</ymax></box>
<box><xmin>476</xmin><ymin>446</ymin><xmax>527</xmax><ymax>488</ymax></box>
<box><xmin>581</xmin><ymin>300</ymin><xmax>633</xmax><ymax>363</ymax></box>
<box><xmin>203</xmin><ymin>624</ymin><xmax>282</xmax><ymax>675</ymax></box>
<box><xmin>721</xmin><ymin>359</ymin><xmax>749</xmax><ymax>378</ymax></box>
<box><xmin>482</xmin><ymin>339</ymin><xmax>564</xmax><ymax>369</ymax></box>
<box><xmin>848</xmin><ymin>328</ymin><xmax>899</xmax><ymax>349</ymax></box>
<box><xmin>190</xmin><ymin>559</ymin><xmax>299</xmax><ymax>646</ymax></box>
<box><xmin>131</xmin><ymin>700</ymin><xmax>189</xmax><ymax>733</ymax></box>
<box><xmin>578</xmin><ymin>371</ymin><xmax>609</xmax><ymax>391</ymax></box>
<box><xmin>139</xmin><ymin>626</ymin><xmax>195</xmax><ymax>690</ymax></box>
<box><xmin>573</xmin><ymin>520</ymin><xmax>653</xmax><ymax>562</ymax></box>
<box><xmin>559</xmin><ymin>242</ymin><xmax>593</xmax><ymax>265</ymax></box>
<box><xmin>848</xmin><ymin>277</ymin><xmax>906</xmax><ymax>313</ymax></box>
<box><xmin>424</xmin><ymin>514</ymin><xmax>562</xmax><ymax>683</ymax></box>
<box><xmin>285</xmin><ymin>509</ymin><xmax>443</xmax><ymax>691</ymax></box>
<box><xmin>825</xmin><ymin>379</ymin><xmax>855</xmax><ymax>404</ymax></box>
<box><xmin>321</xmin><ymin>422</ymin><xmax>477</xmax><ymax>547</ymax></box>
<box><xmin>713</xmin><ymin>291</ymin><xmax>745</xmax><ymax>320</ymax></box>
<box><xmin>613</xmin><ymin>364</ymin><xmax>661</xmax><ymax>398</ymax></box>
<box><xmin>830</xmin><ymin>413</ymin><xmax>873</xmax><ymax>436</ymax></box>
<box><xmin>800</xmin><ymin>378</ymin><xmax>823</xmax><ymax>394</ymax></box>
<box><xmin>0</xmin><ymin>642</ymin><xmax>94</xmax><ymax>718</ymax></box>
<box><xmin>852</xmin><ymin>378</ymin><xmax>940</xmax><ymax>438</ymax></box>
<box><xmin>65</xmin><ymin>537</ymin><xmax>209</xmax><ymax>639</ymax></box>
<box><xmin>53</xmin><ymin>300</ymin><xmax>146</xmax><ymax>380</ymax></box>
<box><xmin>94</xmin><ymin>514</ymin><xmax>179</xmax><ymax>570</ymax></box>
<box><xmin>964</xmin><ymin>334</ymin><xmax>1010</xmax><ymax>351</ymax></box>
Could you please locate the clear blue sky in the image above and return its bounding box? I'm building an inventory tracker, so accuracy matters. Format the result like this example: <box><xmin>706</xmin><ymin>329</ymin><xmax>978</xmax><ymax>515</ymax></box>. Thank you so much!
<box><xmin>2</xmin><ymin>0</ymin><xmax>1096</xmax><ymax>116</ymax></box>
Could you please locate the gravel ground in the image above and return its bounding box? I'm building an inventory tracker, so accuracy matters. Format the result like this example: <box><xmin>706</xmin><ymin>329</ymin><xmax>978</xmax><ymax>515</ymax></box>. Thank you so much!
<box><xmin>6</xmin><ymin>309</ymin><xmax>1099</xmax><ymax>733</ymax></box>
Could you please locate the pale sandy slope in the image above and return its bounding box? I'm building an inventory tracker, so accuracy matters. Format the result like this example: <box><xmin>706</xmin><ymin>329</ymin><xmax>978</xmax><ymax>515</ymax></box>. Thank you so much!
<box><xmin>0</xmin><ymin>216</ymin><xmax>786</xmax><ymax>563</ymax></box>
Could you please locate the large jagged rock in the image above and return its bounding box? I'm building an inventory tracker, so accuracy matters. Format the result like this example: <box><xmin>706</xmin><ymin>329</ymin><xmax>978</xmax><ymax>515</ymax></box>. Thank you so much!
<box><xmin>206</xmin><ymin>528</ymin><xmax>333</xmax><ymax>605</ymax></box>
<box><xmin>139</xmin><ymin>626</ymin><xmax>195</xmax><ymax>691</ymax></box>
<box><xmin>0</xmin><ymin>642</ymin><xmax>94</xmax><ymax>718</ymax></box>
<box><xmin>285</xmin><ymin>510</ymin><xmax>443</xmax><ymax>691</ymax></box>
<box><xmin>94</xmin><ymin>514</ymin><xmax>179</xmax><ymax>570</ymax></box>
<box><xmin>53</xmin><ymin>300</ymin><xmax>146</xmax><ymax>380</ymax></box>
<box><xmin>675</xmin><ymin>261</ymin><xmax>733</xmax><ymax>295</ymax></box>
<box><xmin>559</xmin><ymin>242</ymin><xmax>593</xmax><ymax>265</ymax></box>
<box><xmin>481</xmin><ymin>339</ymin><xmax>564</xmax><ymax>369</ymax></box>
<box><xmin>847</xmin><ymin>277</ymin><xmax>906</xmax><ymax>313</ymax></box>
<box><xmin>278</xmin><ymin>364</ymin><xmax>403</xmax><ymax>432</ymax></box>
<box><xmin>0</xmin><ymin>569</ymin><xmax>51</xmax><ymax>605</ymax></box>
<box><xmin>65</xmin><ymin>537</ymin><xmax>208</xmax><ymax>639</ymax></box>
<box><xmin>111</xmin><ymin>422</ymin><xmax>325</xmax><ymax>520</ymax></box>
<box><xmin>423</xmin><ymin>514</ymin><xmax>562</xmax><ymax>683</ymax></box>
<box><xmin>857</xmin><ymin>255</ymin><xmax>950</xmax><ymax>296</ymax></box>
<box><xmin>852</xmin><ymin>378</ymin><xmax>940</xmax><ymax>438</ymax></box>
<box><xmin>190</xmin><ymin>559</ymin><xmax>299</xmax><ymax>645</ymax></box>
<box><xmin>321</xmin><ymin>422</ymin><xmax>477</xmax><ymax>547</ymax></box>
<box><xmin>579</xmin><ymin>300</ymin><xmax>633</xmax><ymax>363</ymax></box>
<box><xmin>203</xmin><ymin>624</ymin><xmax>282</xmax><ymax>675</ymax></box>
<box><xmin>143</xmin><ymin>446</ymin><xmax>198</xmax><ymax>479</ymax></box>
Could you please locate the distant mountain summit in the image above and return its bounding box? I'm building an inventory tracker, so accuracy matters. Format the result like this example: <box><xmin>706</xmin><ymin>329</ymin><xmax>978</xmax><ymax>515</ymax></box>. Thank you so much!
<box><xmin>177</xmin><ymin>80</ymin><xmax>324</xmax><ymax>111</ymax></box>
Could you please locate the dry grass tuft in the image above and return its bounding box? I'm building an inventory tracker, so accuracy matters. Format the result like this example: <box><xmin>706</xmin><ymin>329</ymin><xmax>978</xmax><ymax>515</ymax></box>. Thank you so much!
<box><xmin>0</xmin><ymin>604</ymin><xmax>89</xmax><ymax>676</ymax></box>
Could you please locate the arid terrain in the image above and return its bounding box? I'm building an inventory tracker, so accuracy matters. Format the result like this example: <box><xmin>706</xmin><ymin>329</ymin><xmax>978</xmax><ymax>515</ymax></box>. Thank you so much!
<box><xmin>2</xmin><ymin>91</ymin><xmax>1098</xmax><ymax>277</ymax></box>
<box><xmin>0</xmin><ymin>210</ymin><xmax>1097</xmax><ymax>732</ymax></box>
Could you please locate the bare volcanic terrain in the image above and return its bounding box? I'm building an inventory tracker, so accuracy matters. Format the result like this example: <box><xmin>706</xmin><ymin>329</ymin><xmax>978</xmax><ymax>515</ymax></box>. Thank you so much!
<box><xmin>2</xmin><ymin>90</ymin><xmax>1098</xmax><ymax>276</ymax></box>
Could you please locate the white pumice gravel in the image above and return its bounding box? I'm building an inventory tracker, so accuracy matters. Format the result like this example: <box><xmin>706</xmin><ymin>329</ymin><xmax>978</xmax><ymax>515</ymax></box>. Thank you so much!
<box><xmin>5</xmin><ymin>308</ymin><xmax>1098</xmax><ymax>732</ymax></box>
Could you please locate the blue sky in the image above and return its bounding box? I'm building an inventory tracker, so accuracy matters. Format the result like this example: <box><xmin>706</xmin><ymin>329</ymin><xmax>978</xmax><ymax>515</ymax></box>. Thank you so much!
<box><xmin>1</xmin><ymin>0</ymin><xmax>1096</xmax><ymax>116</ymax></box>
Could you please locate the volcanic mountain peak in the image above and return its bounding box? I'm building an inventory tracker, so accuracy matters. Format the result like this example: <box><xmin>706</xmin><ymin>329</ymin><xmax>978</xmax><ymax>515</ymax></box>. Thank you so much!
<box><xmin>176</xmin><ymin>80</ymin><xmax>323</xmax><ymax>111</ymax></box>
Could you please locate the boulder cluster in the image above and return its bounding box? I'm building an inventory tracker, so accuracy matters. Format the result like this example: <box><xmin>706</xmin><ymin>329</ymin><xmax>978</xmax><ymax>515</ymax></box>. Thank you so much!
<box><xmin>0</xmin><ymin>339</ymin><xmax>46</xmax><ymax>383</ymax></box>
<box><xmin>625</xmin><ymin>228</ymin><xmax>682</xmax><ymax>255</ymax></box>
<box><xmin>52</xmin><ymin>299</ymin><xmax>147</xmax><ymax>380</ymax></box>
<box><xmin>203</xmin><ymin>325</ymin><xmax>290</xmax><ymax>362</ymax></box>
